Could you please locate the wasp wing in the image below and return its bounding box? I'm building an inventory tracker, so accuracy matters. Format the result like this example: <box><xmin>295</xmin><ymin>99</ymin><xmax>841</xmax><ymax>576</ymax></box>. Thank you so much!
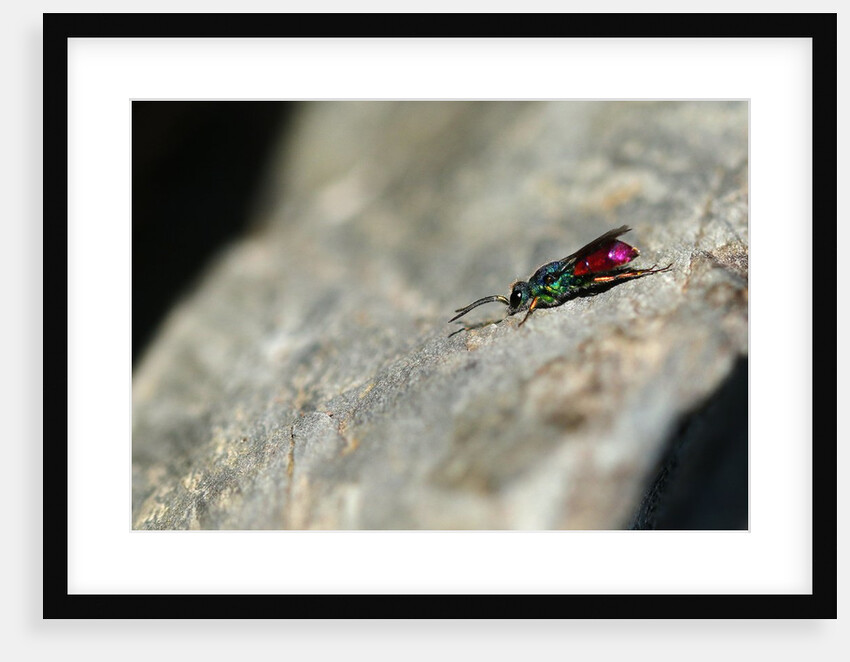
<box><xmin>552</xmin><ymin>225</ymin><xmax>632</xmax><ymax>277</ymax></box>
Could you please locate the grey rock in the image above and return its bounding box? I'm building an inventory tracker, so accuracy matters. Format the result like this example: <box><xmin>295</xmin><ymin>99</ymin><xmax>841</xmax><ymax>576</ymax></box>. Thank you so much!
<box><xmin>132</xmin><ymin>101</ymin><xmax>748</xmax><ymax>529</ymax></box>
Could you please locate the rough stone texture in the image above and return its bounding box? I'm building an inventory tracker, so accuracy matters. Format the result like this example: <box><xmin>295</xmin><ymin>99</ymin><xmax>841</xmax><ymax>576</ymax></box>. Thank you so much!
<box><xmin>132</xmin><ymin>101</ymin><xmax>748</xmax><ymax>529</ymax></box>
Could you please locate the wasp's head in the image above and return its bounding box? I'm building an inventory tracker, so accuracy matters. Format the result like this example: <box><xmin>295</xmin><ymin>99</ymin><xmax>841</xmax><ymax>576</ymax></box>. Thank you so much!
<box><xmin>508</xmin><ymin>281</ymin><xmax>532</xmax><ymax>314</ymax></box>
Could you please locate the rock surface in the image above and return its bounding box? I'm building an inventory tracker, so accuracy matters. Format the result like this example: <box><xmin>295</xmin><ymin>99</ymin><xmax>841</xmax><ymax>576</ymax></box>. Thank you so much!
<box><xmin>132</xmin><ymin>101</ymin><xmax>748</xmax><ymax>529</ymax></box>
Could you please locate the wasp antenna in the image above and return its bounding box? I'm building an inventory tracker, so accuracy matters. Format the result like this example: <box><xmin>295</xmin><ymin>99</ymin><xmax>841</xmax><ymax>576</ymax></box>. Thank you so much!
<box><xmin>448</xmin><ymin>295</ymin><xmax>509</xmax><ymax>322</ymax></box>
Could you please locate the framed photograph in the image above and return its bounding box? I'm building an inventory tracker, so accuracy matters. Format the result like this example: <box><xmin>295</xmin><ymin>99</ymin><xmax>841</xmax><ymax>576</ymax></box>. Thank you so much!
<box><xmin>46</xmin><ymin>13</ymin><xmax>836</xmax><ymax>617</ymax></box>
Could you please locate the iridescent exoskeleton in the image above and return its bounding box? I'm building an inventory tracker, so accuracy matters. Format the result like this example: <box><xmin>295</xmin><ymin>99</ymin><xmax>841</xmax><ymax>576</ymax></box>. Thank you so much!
<box><xmin>449</xmin><ymin>226</ymin><xmax>672</xmax><ymax>327</ymax></box>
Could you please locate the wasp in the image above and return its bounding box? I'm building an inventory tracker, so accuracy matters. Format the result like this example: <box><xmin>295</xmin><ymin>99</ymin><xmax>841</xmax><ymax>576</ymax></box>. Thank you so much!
<box><xmin>449</xmin><ymin>226</ymin><xmax>672</xmax><ymax>327</ymax></box>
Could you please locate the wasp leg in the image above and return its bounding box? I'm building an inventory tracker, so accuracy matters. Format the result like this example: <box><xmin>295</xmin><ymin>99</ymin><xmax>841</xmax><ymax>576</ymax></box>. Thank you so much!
<box><xmin>591</xmin><ymin>263</ymin><xmax>673</xmax><ymax>284</ymax></box>
<box><xmin>518</xmin><ymin>297</ymin><xmax>539</xmax><ymax>326</ymax></box>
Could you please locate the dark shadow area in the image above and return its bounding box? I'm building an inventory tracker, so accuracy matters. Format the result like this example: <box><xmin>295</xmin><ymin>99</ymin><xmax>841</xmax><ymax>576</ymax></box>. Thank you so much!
<box><xmin>132</xmin><ymin>101</ymin><xmax>294</xmax><ymax>366</ymax></box>
<box><xmin>629</xmin><ymin>356</ymin><xmax>748</xmax><ymax>530</ymax></box>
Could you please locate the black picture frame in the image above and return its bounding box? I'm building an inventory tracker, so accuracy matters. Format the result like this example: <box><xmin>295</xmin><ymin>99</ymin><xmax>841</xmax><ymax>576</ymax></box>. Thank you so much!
<box><xmin>44</xmin><ymin>12</ymin><xmax>836</xmax><ymax>619</ymax></box>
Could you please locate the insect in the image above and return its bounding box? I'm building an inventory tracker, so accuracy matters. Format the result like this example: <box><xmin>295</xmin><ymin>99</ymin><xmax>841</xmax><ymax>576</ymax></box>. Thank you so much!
<box><xmin>449</xmin><ymin>225</ymin><xmax>672</xmax><ymax>327</ymax></box>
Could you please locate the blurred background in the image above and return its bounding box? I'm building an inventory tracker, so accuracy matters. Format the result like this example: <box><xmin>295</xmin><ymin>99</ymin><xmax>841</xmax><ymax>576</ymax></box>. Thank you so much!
<box><xmin>132</xmin><ymin>101</ymin><xmax>294</xmax><ymax>365</ymax></box>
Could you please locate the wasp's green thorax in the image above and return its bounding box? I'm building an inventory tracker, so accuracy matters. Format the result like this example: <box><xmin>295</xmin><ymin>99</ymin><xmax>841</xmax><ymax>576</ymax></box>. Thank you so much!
<box><xmin>525</xmin><ymin>260</ymin><xmax>602</xmax><ymax>309</ymax></box>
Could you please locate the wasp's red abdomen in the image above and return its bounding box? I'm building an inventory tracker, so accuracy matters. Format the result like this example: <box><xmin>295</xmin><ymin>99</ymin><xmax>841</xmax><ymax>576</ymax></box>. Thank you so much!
<box><xmin>572</xmin><ymin>240</ymin><xmax>639</xmax><ymax>276</ymax></box>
